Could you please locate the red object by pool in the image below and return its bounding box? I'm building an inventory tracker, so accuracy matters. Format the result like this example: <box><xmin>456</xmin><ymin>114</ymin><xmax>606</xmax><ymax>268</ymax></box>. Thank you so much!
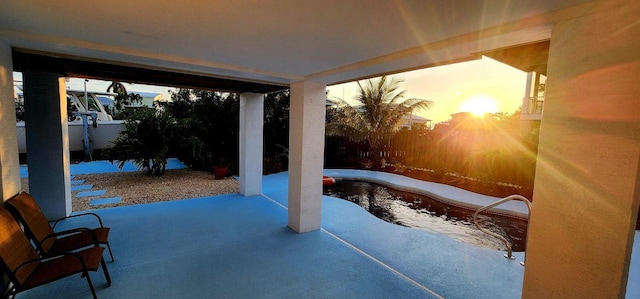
<box><xmin>322</xmin><ymin>176</ymin><xmax>336</xmax><ymax>186</ymax></box>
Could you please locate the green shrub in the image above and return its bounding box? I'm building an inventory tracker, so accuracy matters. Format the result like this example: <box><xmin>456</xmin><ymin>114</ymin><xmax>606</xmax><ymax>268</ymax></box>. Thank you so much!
<box><xmin>165</xmin><ymin>89</ymin><xmax>240</xmax><ymax>172</ymax></box>
<box><xmin>108</xmin><ymin>108</ymin><xmax>174</xmax><ymax>176</ymax></box>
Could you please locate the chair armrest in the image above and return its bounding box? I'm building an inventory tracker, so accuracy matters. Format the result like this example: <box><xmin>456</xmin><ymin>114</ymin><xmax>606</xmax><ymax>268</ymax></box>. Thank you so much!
<box><xmin>52</xmin><ymin>212</ymin><xmax>104</xmax><ymax>230</ymax></box>
<box><xmin>41</xmin><ymin>228</ymin><xmax>99</xmax><ymax>246</ymax></box>
<box><xmin>13</xmin><ymin>257</ymin><xmax>44</xmax><ymax>279</ymax></box>
<box><xmin>61</xmin><ymin>251</ymin><xmax>89</xmax><ymax>271</ymax></box>
<box><xmin>14</xmin><ymin>252</ymin><xmax>90</xmax><ymax>278</ymax></box>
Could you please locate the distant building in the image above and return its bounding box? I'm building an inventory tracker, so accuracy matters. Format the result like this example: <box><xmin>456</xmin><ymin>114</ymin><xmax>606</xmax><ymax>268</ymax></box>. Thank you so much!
<box><xmin>520</xmin><ymin>72</ymin><xmax>545</xmax><ymax>121</ymax></box>
<box><xmin>400</xmin><ymin>114</ymin><xmax>432</xmax><ymax>130</ymax></box>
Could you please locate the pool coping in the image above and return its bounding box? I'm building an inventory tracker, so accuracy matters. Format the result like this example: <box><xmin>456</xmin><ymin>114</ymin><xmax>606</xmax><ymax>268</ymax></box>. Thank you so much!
<box><xmin>323</xmin><ymin>169</ymin><xmax>531</xmax><ymax>219</ymax></box>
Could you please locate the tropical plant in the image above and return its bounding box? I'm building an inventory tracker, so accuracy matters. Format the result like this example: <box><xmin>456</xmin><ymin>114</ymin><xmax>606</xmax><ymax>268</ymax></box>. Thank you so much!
<box><xmin>106</xmin><ymin>81</ymin><xmax>142</xmax><ymax>118</ymax></box>
<box><xmin>15</xmin><ymin>98</ymin><xmax>25</xmax><ymax>122</ymax></box>
<box><xmin>106</xmin><ymin>81</ymin><xmax>127</xmax><ymax>95</ymax></box>
<box><xmin>263</xmin><ymin>90</ymin><xmax>290</xmax><ymax>173</ymax></box>
<box><xmin>326</xmin><ymin>76</ymin><xmax>433</xmax><ymax>168</ymax></box>
<box><xmin>165</xmin><ymin>89</ymin><xmax>240</xmax><ymax>172</ymax></box>
<box><xmin>107</xmin><ymin>108</ymin><xmax>174</xmax><ymax>176</ymax></box>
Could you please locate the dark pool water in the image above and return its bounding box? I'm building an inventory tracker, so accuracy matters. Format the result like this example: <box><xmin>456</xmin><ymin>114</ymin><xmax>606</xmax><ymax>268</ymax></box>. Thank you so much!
<box><xmin>323</xmin><ymin>180</ymin><xmax>528</xmax><ymax>252</ymax></box>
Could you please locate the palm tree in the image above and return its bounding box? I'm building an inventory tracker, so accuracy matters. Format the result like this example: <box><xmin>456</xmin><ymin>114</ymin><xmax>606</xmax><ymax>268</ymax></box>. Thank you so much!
<box><xmin>326</xmin><ymin>75</ymin><xmax>433</xmax><ymax>168</ymax></box>
<box><xmin>107</xmin><ymin>81</ymin><xmax>142</xmax><ymax>118</ymax></box>
<box><xmin>106</xmin><ymin>81</ymin><xmax>127</xmax><ymax>95</ymax></box>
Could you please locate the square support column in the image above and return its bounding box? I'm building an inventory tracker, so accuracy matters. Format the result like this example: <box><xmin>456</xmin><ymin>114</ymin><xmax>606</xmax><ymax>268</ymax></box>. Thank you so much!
<box><xmin>0</xmin><ymin>42</ymin><xmax>21</xmax><ymax>200</ymax></box>
<box><xmin>523</xmin><ymin>1</ymin><xmax>640</xmax><ymax>298</ymax></box>
<box><xmin>22</xmin><ymin>71</ymin><xmax>71</xmax><ymax>219</ymax></box>
<box><xmin>288</xmin><ymin>81</ymin><xmax>326</xmax><ymax>233</ymax></box>
<box><xmin>239</xmin><ymin>92</ymin><xmax>264</xmax><ymax>196</ymax></box>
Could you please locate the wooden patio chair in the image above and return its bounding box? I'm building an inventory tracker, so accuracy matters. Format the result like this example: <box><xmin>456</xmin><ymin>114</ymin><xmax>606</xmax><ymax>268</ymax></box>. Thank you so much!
<box><xmin>5</xmin><ymin>191</ymin><xmax>114</xmax><ymax>262</ymax></box>
<box><xmin>0</xmin><ymin>207</ymin><xmax>111</xmax><ymax>299</ymax></box>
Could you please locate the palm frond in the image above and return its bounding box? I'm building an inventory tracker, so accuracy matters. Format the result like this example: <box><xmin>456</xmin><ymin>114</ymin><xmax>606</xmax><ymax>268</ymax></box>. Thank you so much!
<box><xmin>327</xmin><ymin>75</ymin><xmax>433</xmax><ymax>166</ymax></box>
<box><xmin>325</xmin><ymin>123</ymin><xmax>366</xmax><ymax>141</ymax></box>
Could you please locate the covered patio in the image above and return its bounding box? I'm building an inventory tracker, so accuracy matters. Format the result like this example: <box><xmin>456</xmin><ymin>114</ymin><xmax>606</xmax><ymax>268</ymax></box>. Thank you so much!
<box><xmin>1</xmin><ymin>0</ymin><xmax>640</xmax><ymax>297</ymax></box>
<box><xmin>13</xmin><ymin>168</ymin><xmax>640</xmax><ymax>298</ymax></box>
<box><xmin>19</xmin><ymin>172</ymin><xmax>527</xmax><ymax>298</ymax></box>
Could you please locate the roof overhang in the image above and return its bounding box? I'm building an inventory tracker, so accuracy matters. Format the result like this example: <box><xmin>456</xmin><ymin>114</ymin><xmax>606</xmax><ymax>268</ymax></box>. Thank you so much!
<box><xmin>12</xmin><ymin>49</ymin><xmax>288</xmax><ymax>94</ymax></box>
<box><xmin>481</xmin><ymin>40</ymin><xmax>549</xmax><ymax>76</ymax></box>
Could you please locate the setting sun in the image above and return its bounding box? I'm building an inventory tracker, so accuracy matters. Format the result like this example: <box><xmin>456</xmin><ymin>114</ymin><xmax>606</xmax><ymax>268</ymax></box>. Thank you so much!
<box><xmin>459</xmin><ymin>96</ymin><xmax>499</xmax><ymax>116</ymax></box>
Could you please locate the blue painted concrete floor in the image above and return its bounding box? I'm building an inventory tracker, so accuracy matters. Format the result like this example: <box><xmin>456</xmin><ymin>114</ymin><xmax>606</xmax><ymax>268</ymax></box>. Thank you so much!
<box><xmin>17</xmin><ymin>165</ymin><xmax>640</xmax><ymax>298</ymax></box>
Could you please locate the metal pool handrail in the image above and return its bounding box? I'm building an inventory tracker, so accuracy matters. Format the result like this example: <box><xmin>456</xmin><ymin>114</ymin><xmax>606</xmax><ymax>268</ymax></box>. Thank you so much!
<box><xmin>473</xmin><ymin>194</ymin><xmax>532</xmax><ymax>266</ymax></box>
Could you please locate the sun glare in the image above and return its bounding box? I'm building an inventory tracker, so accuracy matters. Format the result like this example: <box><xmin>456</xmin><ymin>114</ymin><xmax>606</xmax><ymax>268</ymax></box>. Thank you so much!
<box><xmin>460</xmin><ymin>96</ymin><xmax>499</xmax><ymax>116</ymax></box>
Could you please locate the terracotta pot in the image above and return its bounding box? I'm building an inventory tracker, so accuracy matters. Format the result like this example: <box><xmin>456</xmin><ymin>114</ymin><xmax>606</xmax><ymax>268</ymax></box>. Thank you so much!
<box><xmin>213</xmin><ymin>166</ymin><xmax>228</xmax><ymax>180</ymax></box>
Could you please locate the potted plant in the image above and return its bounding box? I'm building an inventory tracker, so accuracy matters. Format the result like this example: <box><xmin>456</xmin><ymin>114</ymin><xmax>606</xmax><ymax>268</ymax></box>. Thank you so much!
<box><xmin>212</xmin><ymin>157</ymin><xmax>229</xmax><ymax>180</ymax></box>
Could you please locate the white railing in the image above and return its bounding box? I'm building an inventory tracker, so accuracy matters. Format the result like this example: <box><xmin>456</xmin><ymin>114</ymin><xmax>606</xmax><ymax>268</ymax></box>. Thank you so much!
<box><xmin>527</xmin><ymin>96</ymin><xmax>544</xmax><ymax>114</ymax></box>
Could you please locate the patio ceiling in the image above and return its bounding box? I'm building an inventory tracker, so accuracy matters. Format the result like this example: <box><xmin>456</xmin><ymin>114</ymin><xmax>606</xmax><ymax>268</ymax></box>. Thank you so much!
<box><xmin>0</xmin><ymin>0</ymin><xmax>591</xmax><ymax>88</ymax></box>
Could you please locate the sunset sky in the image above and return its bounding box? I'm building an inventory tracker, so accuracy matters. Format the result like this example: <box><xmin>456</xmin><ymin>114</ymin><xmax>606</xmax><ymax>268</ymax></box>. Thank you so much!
<box><xmin>326</xmin><ymin>56</ymin><xmax>527</xmax><ymax>124</ymax></box>
<box><xmin>14</xmin><ymin>56</ymin><xmax>526</xmax><ymax>124</ymax></box>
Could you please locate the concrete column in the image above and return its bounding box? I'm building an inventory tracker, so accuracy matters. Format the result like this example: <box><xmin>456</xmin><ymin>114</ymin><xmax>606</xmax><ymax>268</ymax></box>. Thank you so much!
<box><xmin>522</xmin><ymin>72</ymin><xmax>532</xmax><ymax>113</ymax></box>
<box><xmin>523</xmin><ymin>1</ymin><xmax>640</xmax><ymax>298</ymax></box>
<box><xmin>239</xmin><ymin>92</ymin><xmax>264</xmax><ymax>196</ymax></box>
<box><xmin>22</xmin><ymin>71</ymin><xmax>71</xmax><ymax>219</ymax></box>
<box><xmin>288</xmin><ymin>81</ymin><xmax>326</xmax><ymax>233</ymax></box>
<box><xmin>0</xmin><ymin>42</ymin><xmax>21</xmax><ymax>200</ymax></box>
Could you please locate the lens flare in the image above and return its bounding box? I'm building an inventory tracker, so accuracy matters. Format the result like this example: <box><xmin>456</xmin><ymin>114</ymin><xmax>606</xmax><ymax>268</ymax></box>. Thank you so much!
<box><xmin>460</xmin><ymin>96</ymin><xmax>499</xmax><ymax>116</ymax></box>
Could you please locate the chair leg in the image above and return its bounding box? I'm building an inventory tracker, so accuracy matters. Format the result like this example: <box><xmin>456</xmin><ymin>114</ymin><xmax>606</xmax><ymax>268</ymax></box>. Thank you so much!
<box><xmin>106</xmin><ymin>242</ymin><xmax>114</xmax><ymax>262</ymax></box>
<box><xmin>83</xmin><ymin>269</ymin><xmax>98</xmax><ymax>299</ymax></box>
<box><xmin>3</xmin><ymin>285</ymin><xmax>17</xmax><ymax>299</ymax></box>
<box><xmin>101</xmin><ymin>257</ymin><xmax>112</xmax><ymax>286</ymax></box>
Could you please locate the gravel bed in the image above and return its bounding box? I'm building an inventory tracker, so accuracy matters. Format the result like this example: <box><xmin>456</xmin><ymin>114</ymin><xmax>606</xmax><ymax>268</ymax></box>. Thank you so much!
<box><xmin>20</xmin><ymin>169</ymin><xmax>239</xmax><ymax>212</ymax></box>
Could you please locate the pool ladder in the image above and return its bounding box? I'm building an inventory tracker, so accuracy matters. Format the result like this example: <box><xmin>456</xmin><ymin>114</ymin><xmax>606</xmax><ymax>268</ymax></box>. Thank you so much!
<box><xmin>473</xmin><ymin>194</ymin><xmax>532</xmax><ymax>266</ymax></box>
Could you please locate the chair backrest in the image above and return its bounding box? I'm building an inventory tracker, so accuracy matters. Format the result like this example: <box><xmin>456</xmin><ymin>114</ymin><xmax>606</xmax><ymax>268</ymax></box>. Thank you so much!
<box><xmin>5</xmin><ymin>192</ymin><xmax>56</xmax><ymax>254</ymax></box>
<box><xmin>0</xmin><ymin>207</ymin><xmax>40</xmax><ymax>286</ymax></box>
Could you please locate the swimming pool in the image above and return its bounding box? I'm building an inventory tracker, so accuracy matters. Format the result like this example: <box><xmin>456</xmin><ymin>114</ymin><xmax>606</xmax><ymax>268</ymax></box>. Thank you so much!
<box><xmin>323</xmin><ymin>180</ymin><xmax>528</xmax><ymax>251</ymax></box>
